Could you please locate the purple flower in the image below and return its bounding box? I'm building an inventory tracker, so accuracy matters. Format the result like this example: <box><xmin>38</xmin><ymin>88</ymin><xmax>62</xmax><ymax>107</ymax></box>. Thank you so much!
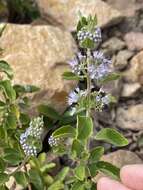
<box><xmin>68</xmin><ymin>87</ymin><xmax>87</xmax><ymax>105</ymax></box>
<box><xmin>88</xmin><ymin>51</ymin><xmax>112</xmax><ymax>80</ymax></box>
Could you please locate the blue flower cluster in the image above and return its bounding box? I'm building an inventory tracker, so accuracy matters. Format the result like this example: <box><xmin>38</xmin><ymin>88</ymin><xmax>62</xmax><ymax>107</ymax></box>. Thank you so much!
<box><xmin>20</xmin><ymin>117</ymin><xmax>44</xmax><ymax>156</ymax></box>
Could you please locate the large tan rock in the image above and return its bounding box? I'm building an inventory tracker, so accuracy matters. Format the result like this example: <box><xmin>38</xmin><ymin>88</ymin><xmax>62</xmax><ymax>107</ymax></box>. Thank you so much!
<box><xmin>124</xmin><ymin>51</ymin><xmax>143</xmax><ymax>85</ymax></box>
<box><xmin>116</xmin><ymin>104</ymin><xmax>143</xmax><ymax>130</ymax></box>
<box><xmin>0</xmin><ymin>24</ymin><xmax>77</xmax><ymax>113</ymax></box>
<box><xmin>36</xmin><ymin>0</ymin><xmax>123</xmax><ymax>31</ymax></box>
<box><xmin>95</xmin><ymin>150</ymin><xmax>142</xmax><ymax>181</ymax></box>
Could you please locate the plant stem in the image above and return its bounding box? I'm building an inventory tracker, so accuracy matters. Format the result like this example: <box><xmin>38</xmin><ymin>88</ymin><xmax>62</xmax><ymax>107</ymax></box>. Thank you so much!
<box><xmin>10</xmin><ymin>156</ymin><xmax>29</xmax><ymax>176</ymax></box>
<box><xmin>86</xmin><ymin>49</ymin><xmax>91</xmax><ymax>117</ymax></box>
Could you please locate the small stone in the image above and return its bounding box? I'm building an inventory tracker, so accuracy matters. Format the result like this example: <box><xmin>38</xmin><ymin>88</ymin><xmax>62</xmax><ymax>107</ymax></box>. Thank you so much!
<box><xmin>0</xmin><ymin>23</ymin><xmax>77</xmax><ymax>114</ymax></box>
<box><xmin>114</xmin><ymin>50</ymin><xmax>134</xmax><ymax>70</ymax></box>
<box><xmin>37</xmin><ymin>0</ymin><xmax>123</xmax><ymax>31</ymax></box>
<box><xmin>124</xmin><ymin>51</ymin><xmax>143</xmax><ymax>85</ymax></box>
<box><xmin>95</xmin><ymin>150</ymin><xmax>142</xmax><ymax>181</ymax></box>
<box><xmin>102</xmin><ymin>37</ymin><xmax>125</xmax><ymax>54</ymax></box>
<box><xmin>116</xmin><ymin>104</ymin><xmax>143</xmax><ymax>130</ymax></box>
<box><xmin>124</xmin><ymin>32</ymin><xmax>143</xmax><ymax>51</ymax></box>
<box><xmin>121</xmin><ymin>83</ymin><xmax>141</xmax><ymax>97</ymax></box>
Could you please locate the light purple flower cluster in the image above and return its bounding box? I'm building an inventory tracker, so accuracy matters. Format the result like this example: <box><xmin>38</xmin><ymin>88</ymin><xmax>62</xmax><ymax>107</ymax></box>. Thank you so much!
<box><xmin>96</xmin><ymin>94</ymin><xmax>110</xmax><ymax>107</ymax></box>
<box><xmin>77</xmin><ymin>27</ymin><xmax>101</xmax><ymax>43</ymax></box>
<box><xmin>88</xmin><ymin>51</ymin><xmax>112</xmax><ymax>80</ymax></box>
<box><xmin>20</xmin><ymin>117</ymin><xmax>44</xmax><ymax>156</ymax></box>
<box><xmin>68</xmin><ymin>87</ymin><xmax>87</xmax><ymax>106</ymax></box>
<box><xmin>68</xmin><ymin>53</ymin><xmax>86</xmax><ymax>74</ymax></box>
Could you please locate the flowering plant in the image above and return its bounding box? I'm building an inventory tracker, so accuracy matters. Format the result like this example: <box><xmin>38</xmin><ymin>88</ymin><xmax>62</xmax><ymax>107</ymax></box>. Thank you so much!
<box><xmin>0</xmin><ymin>15</ymin><xmax>128</xmax><ymax>190</ymax></box>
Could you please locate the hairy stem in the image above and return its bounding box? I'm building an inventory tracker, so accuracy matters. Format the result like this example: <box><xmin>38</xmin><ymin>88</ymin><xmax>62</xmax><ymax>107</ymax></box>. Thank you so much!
<box><xmin>86</xmin><ymin>49</ymin><xmax>91</xmax><ymax>117</ymax></box>
<box><xmin>10</xmin><ymin>156</ymin><xmax>29</xmax><ymax>176</ymax></box>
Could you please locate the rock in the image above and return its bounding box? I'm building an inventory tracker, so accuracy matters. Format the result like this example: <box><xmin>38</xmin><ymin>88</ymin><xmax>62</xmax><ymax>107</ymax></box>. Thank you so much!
<box><xmin>114</xmin><ymin>50</ymin><xmax>133</xmax><ymax>70</ymax></box>
<box><xmin>95</xmin><ymin>150</ymin><xmax>142</xmax><ymax>181</ymax></box>
<box><xmin>104</xmin><ymin>0</ymin><xmax>143</xmax><ymax>17</ymax></box>
<box><xmin>102</xmin><ymin>37</ymin><xmax>125</xmax><ymax>55</ymax></box>
<box><xmin>124</xmin><ymin>32</ymin><xmax>143</xmax><ymax>51</ymax></box>
<box><xmin>124</xmin><ymin>51</ymin><xmax>143</xmax><ymax>85</ymax></box>
<box><xmin>37</xmin><ymin>0</ymin><xmax>123</xmax><ymax>31</ymax></box>
<box><xmin>0</xmin><ymin>23</ymin><xmax>77</xmax><ymax>113</ymax></box>
<box><xmin>116</xmin><ymin>104</ymin><xmax>143</xmax><ymax>130</ymax></box>
<box><xmin>121</xmin><ymin>83</ymin><xmax>141</xmax><ymax>97</ymax></box>
<box><xmin>102</xmin><ymin>150</ymin><xmax>142</xmax><ymax>168</ymax></box>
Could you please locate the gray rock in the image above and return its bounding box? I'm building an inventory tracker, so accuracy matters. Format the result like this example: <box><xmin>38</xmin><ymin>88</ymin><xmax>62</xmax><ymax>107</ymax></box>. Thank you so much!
<box><xmin>114</xmin><ymin>50</ymin><xmax>134</xmax><ymax>70</ymax></box>
<box><xmin>124</xmin><ymin>32</ymin><xmax>143</xmax><ymax>51</ymax></box>
<box><xmin>121</xmin><ymin>83</ymin><xmax>141</xmax><ymax>97</ymax></box>
<box><xmin>103</xmin><ymin>0</ymin><xmax>143</xmax><ymax>17</ymax></box>
<box><xmin>37</xmin><ymin>0</ymin><xmax>123</xmax><ymax>31</ymax></box>
<box><xmin>124</xmin><ymin>51</ymin><xmax>143</xmax><ymax>85</ymax></box>
<box><xmin>102</xmin><ymin>37</ymin><xmax>125</xmax><ymax>54</ymax></box>
<box><xmin>116</xmin><ymin>104</ymin><xmax>143</xmax><ymax>130</ymax></box>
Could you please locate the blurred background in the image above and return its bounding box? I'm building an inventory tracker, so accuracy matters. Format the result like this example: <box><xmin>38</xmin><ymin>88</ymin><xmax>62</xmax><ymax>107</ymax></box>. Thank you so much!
<box><xmin>0</xmin><ymin>0</ymin><xmax>143</xmax><ymax>167</ymax></box>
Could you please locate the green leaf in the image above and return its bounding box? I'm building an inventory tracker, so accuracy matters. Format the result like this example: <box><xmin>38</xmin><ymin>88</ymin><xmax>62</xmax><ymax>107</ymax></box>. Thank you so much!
<box><xmin>77</xmin><ymin>16</ymin><xmax>88</xmax><ymax>31</ymax></box>
<box><xmin>74</xmin><ymin>164</ymin><xmax>85</xmax><ymax>181</ymax></box>
<box><xmin>0</xmin><ymin>185</ymin><xmax>9</xmax><ymax>190</ymax></box>
<box><xmin>14</xmin><ymin>84</ymin><xmax>40</xmax><ymax>94</ymax></box>
<box><xmin>52</xmin><ymin>125</ymin><xmax>76</xmax><ymax>139</ymax></box>
<box><xmin>96</xmin><ymin>161</ymin><xmax>120</xmax><ymax>180</ymax></box>
<box><xmin>5</xmin><ymin>114</ymin><xmax>17</xmax><ymax>129</ymax></box>
<box><xmin>88</xmin><ymin>163</ymin><xmax>98</xmax><ymax>177</ymax></box>
<box><xmin>14</xmin><ymin>172</ymin><xmax>28</xmax><ymax>188</ymax></box>
<box><xmin>3</xmin><ymin>148</ymin><xmax>23</xmax><ymax>166</ymax></box>
<box><xmin>48</xmin><ymin>180</ymin><xmax>64</xmax><ymax>190</ymax></box>
<box><xmin>38</xmin><ymin>105</ymin><xmax>60</xmax><ymax>120</ymax></box>
<box><xmin>0</xmin><ymin>158</ymin><xmax>6</xmax><ymax>173</ymax></box>
<box><xmin>0</xmin><ymin>60</ymin><xmax>13</xmax><ymax>79</ymax></box>
<box><xmin>40</xmin><ymin>163</ymin><xmax>56</xmax><ymax>173</ymax></box>
<box><xmin>0</xmin><ymin>80</ymin><xmax>16</xmax><ymax>101</ymax></box>
<box><xmin>89</xmin><ymin>146</ymin><xmax>104</xmax><ymax>163</ymax></box>
<box><xmin>0</xmin><ymin>173</ymin><xmax>9</xmax><ymax>186</ymax></box>
<box><xmin>29</xmin><ymin>169</ymin><xmax>44</xmax><ymax>190</ymax></box>
<box><xmin>77</xmin><ymin>116</ymin><xmax>93</xmax><ymax>141</ymax></box>
<box><xmin>100</xmin><ymin>73</ymin><xmax>120</xmax><ymax>84</ymax></box>
<box><xmin>20</xmin><ymin>113</ymin><xmax>30</xmax><ymax>125</ymax></box>
<box><xmin>62</xmin><ymin>72</ymin><xmax>80</xmax><ymax>80</ymax></box>
<box><xmin>80</xmin><ymin>38</ymin><xmax>95</xmax><ymax>49</ymax></box>
<box><xmin>72</xmin><ymin>181</ymin><xmax>85</xmax><ymax>190</ymax></box>
<box><xmin>72</xmin><ymin>139</ymin><xmax>84</xmax><ymax>157</ymax></box>
<box><xmin>55</xmin><ymin>167</ymin><xmax>69</xmax><ymax>181</ymax></box>
<box><xmin>95</xmin><ymin>128</ymin><xmax>128</xmax><ymax>147</ymax></box>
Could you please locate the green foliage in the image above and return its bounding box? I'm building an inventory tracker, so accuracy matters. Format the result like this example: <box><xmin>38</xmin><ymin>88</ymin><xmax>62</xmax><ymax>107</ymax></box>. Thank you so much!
<box><xmin>95</xmin><ymin>128</ymin><xmax>129</xmax><ymax>147</ymax></box>
<box><xmin>7</xmin><ymin>0</ymin><xmax>40</xmax><ymax>23</ymax></box>
<box><xmin>62</xmin><ymin>72</ymin><xmax>81</xmax><ymax>80</ymax></box>
<box><xmin>74</xmin><ymin>164</ymin><xmax>85</xmax><ymax>181</ymax></box>
<box><xmin>0</xmin><ymin>14</ymin><xmax>129</xmax><ymax>190</ymax></box>
<box><xmin>53</xmin><ymin>125</ymin><xmax>76</xmax><ymax>139</ymax></box>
